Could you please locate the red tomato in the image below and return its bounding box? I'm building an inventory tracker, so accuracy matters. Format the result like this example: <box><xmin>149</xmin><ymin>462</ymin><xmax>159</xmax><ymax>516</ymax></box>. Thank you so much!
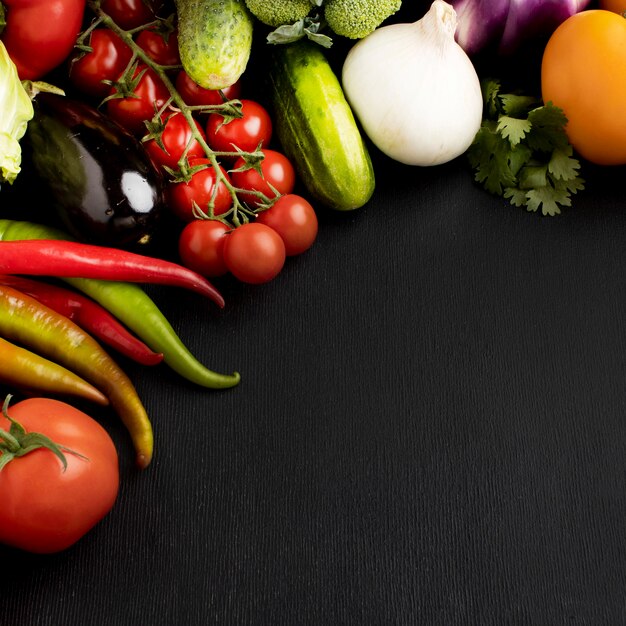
<box><xmin>136</xmin><ymin>27</ymin><xmax>180</xmax><ymax>67</ymax></box>
<box><xmin>178</xmin><ymin>219</ymin><xmax>231</xmax><ymax>277</ymax></box>
<box><xmin>223</xmin><ymin>222</ymin><xmax>286</xmax><ymax>284</ymax></box>
<box><xmin>206</xmin><ymin>99</ymin><xmax>273</xmax><ymax>157</ymax></box>
<box><xmin>256</xmin><ymin>194</ymin><xmax>318</xmax><ymax>256</ymax></box>
<box><xmin>100</xmin><ymin>0</ymin><xmax>161</xmax><ymax>29</ymax></box>
<box><xmin>106</xmin><ymin>63</ymin><xmax>170</xmax><ymax>135</ymax></box>
<box><xmin>175</xmin><ymin>70</ymin><xmax>242</xmax><ymax>107</ymax></box>
<box><xmin>144</xmin><ymin>112</ymin><xmax>207</xmax><ymax>171</ymax></box>
<box><xmin>69</xmin><ymin>29</ymin><xmax>133</xmax><ymax>98</ymax></box>
<box><xmin>1</xmin><ymin>0</ymin><xmax>86</xmax><ymax>80</ymax></box>
<box><xmin>231</xmin><ymin>149</ymin><xmax>296</xmax><ymax>207</ymax></box>
<box><xmin>0</xmin><ymin>397</ymin><xmax>119</xmax><ymax>554</ymax></box>
<box><xmin>167</xmin><ymin>158</ymin><xmax>233</xmax><ymax>221</ymax></box>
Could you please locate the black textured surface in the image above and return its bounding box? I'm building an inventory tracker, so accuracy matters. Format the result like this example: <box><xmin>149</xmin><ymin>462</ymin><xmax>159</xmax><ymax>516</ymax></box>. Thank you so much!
<box><xmin>2</xmin><ymin>4</ymin><xmax>626</xmax><ymax>626</ymax></box>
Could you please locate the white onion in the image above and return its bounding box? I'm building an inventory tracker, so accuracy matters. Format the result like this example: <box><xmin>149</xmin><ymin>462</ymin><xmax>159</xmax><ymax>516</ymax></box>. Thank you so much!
<box><xmin>341</xmin><ymin>0</ymin><xmax>483</xmax><ymax>167</ymax></box>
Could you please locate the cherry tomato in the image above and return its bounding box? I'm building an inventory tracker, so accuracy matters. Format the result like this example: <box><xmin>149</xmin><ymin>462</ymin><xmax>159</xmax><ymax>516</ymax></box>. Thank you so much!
<box><xmin>175</xmin><ymin>70</ymin><xmax>242</xmax><ymax>107</ymax></box>
<box><xmin>69</xmin><ymin>29</ymin><xmax>133</xmax><ymax>98</ymax></box>
<box><xmin>144</xmin><ymin>112</ymin><xmax>207</xmax><ymax>171</ymax></box>
<box><xmin>106</xmin><ymin>63</ymin><xmax>170</xmax><ymax>135</ymax></box>
<box><xmin>100</xmin><ymin>0</ymin><xmax>161</xmax><ymax>29</ymax></box>
<box><xmin>136</xmin><ymin>27</ymin><xmax>180</xmax><ymax>67</ymax></box>
<box><xmin>231</xmin><ymin>149</ymin><xmax>296</xmax><ymax>207</ymax></box>
<box><xmin>256</xmin><ymin>194</ymin><xmax>318</xmax><ymax>256</ymax></box>
<box><xmin>178</xmin><ymin>219</ymin><xmax>231</xmax><ymax>277</ymax></box>
<box><xmin>206</xmin><ymin>99</ymin><xmax>273</xmax><ymax>157</ymax></box>
<box><xmin>1</xmin><ymin>0</ymin><xmax>86</xmax><ymax>80</ymax></box>
<box><xmin>167</xmin><ymin>157</ymin><xmax>233</xmax><ymax>222</ymax></box>
<box><xmin>0</xmin><ymin>397</ymin><xmax>119</xmax><ymax>554</ymax></box>
<box><xmin>223</xmin><ymin>222</ymin><xmax>286</xmax><ymax>284</ymax></box>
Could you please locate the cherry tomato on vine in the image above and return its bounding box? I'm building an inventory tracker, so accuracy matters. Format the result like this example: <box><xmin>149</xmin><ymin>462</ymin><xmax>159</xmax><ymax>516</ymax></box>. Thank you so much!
<box><xmin>206</xmin><ymin>99</ymin><xmax>273</xmax><ymax>157</ymax></box>
<box><xmin>106</xmin><ymin>63</ymin><xmax>170</xmax><ymax>135</ymax></box>
<box><xmin>100</xmin><ymin>0</ymin><xmax>162</xmax><ymax>29</ymax></box>
<box><xmin>0</xmin><ymin>397</ymin><xmax>119</xmax><ymax>554</ymax></box>
<box><xmin>69</xmin><ymin>29</ymin><xmax>133</xmax><ymax>98</ymax></box>
<box><xmin>166</xmin><ymin>157</ymin><xmax>233</xmax><ymax>222</ymax></box>
<box><xmin>136</xmin><ymin>27</ymin><xmax>180</xmax><ymax>67</ymax></box>
<box><xmin>144</xmin><ymin>112</ymin><xmax>206</xmax><ymax>171</ymax></box>
<box><xmin>223</xmin><ymin>222</ymin><xmax>286</xmax><ymax>284</ymax></box>
<box><xmin>231</xmin><ymin>149</ymin><xmax>296</xmax><ymax>207</ymax></box>
<box><xmin>178</xmin><ymin>219</ymin><xmax>231</xmax><ymax>277</ymax></box>
<box><xmin>175</xmin><ymin>70</ymin><xmax>242</xmax><ymax>108</ymax></box>
<box><xmin>256</xmin><ymin>194</ymin><xmax>318</xmax><ymax>256</ymax></box>
<box><xmin>1</xmin><ymin>0</ymin><xmax>86</xmax><ymax>80</ymax></box>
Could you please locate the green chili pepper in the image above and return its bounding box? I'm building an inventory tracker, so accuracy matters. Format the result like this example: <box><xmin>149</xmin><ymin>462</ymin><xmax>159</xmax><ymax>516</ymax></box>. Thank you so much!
<box><xmin>0</xmin><ymin>219</ymin><xmax>241</xmax><ymax>389</ymax></box>
<box><xmin>0</xmin><ymin>284</ymin><xmax>154</xmax><ymax>468</ymax></box>
<box><xmin>0</xmin><ymin>336</ymin><xmax>109</xmax><ymax>407</ymax></box>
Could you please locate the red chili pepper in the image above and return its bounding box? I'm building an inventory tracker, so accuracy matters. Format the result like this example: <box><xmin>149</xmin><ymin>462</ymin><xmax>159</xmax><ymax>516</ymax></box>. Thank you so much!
<box><xmin>0</xmin><ymin>275</ymin><xmax>163</xmax><ymax>366</ymax></box>
<box><xmin>0</xmin><ymin>240</ymin><xmax>225</xmax><ymax>308</ymax></box>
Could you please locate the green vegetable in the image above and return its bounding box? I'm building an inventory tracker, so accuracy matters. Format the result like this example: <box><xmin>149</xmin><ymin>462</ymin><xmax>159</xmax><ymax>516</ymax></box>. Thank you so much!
<box><xmin>324</xmin><ymin>0</ymin><xmax>402</xmax><ymax>39</ymax></box>
<box><xmin>467</xmin><ymin>79</ymin><xmax>585</xmax><ymax>216</ymax></box>
<box><xmin>244</xmin><ymin>0</ymin><xmax>313</xmax><ymax>27</ymax></box>
<box><xmin>0</xmin><ymin>40</ymin><xmax>33</xmax><ymax>184</ymax></box>
<box><xmin>268</xmin><ymin>39</ymin><xmax>375</xmax><ymax>211</ymax></box>
<box><xmin>0</xmin><ymin>219</ymin><xmax>241</xmax><ymax>391</ymax></box>
<box><xmin>175</xmin><ymin>0</ymin><xmax>254</xmax><ymax>89</ymax></box>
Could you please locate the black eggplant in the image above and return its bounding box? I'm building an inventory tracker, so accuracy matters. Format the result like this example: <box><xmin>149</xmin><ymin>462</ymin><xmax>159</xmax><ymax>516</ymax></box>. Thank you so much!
<box><xmin>22</xmin><ymin>93</ymin><xmax>165</xmax><ymax>249</ymax></box>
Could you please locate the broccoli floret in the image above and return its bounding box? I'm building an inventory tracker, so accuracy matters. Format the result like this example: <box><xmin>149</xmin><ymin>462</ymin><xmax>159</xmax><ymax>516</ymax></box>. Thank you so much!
<box><xmin>244</xmin><ymin>0</ymin><xmax>314</xmax><ymax>28</ymax></box>
<box><xmin>324</xmin><ymin>0</ymin><xmax>402</xmax><ymax>39</ymax></box>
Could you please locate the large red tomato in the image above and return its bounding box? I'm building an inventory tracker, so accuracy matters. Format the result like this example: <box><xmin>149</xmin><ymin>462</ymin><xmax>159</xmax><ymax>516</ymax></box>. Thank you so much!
<box><xmin>0</xmin><ymin>397</ymin><xmax>119</xmax><ymax>554</ymax></box>
<box><xmin>1</xmin><ymin>0</ymin><xmax>86</xmax><ymax>80</ymax></box>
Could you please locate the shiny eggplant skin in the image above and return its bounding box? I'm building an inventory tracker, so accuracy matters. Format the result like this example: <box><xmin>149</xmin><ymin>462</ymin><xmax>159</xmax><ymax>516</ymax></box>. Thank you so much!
<box><xmin>24</xmin><ymin>93</ymin><xmax>165</xmax><ymax>248</ymax></box>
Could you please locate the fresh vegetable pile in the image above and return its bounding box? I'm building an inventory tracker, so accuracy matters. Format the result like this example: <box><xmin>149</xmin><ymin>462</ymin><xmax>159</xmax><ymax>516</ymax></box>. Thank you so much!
<box><xmin>0</xmin><ymin>0</ymin><xmax>622</xmax><ymax>552</ymax></box>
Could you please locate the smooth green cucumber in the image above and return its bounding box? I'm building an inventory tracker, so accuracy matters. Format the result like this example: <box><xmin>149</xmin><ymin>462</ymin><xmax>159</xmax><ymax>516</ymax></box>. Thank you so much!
<box><xmin>175</xmin><ymin>0</ymin><xmax>253</xmax><ymax>90</ymax></box>
<box><xmin>268</xmin><ymin>40</ymin><xmax>375</xmax><ymax>211</ymax></box>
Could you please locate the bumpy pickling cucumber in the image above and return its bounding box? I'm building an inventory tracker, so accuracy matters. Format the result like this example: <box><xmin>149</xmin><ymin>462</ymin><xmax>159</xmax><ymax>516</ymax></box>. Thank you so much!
<box><xmin>175</xmin><ymin>0</ymin><xmax>253</xmax><ymax>90</ymax></box>
<box><xmin>268</xmin><ymin>40</ymin><xmax>375</xmax><ymax>211</ymax></box>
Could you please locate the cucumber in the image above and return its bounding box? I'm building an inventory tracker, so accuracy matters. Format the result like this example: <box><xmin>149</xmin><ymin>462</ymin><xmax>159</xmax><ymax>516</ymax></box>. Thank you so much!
<box><xmin>175</xmin><ymin>0</ymin><xmax>253</xmax><ymax>90</ymax></box>
<box><xmin>268</xmin><ymin>40</ymin><xmax>375</xmax><ymax>211</ymax></box>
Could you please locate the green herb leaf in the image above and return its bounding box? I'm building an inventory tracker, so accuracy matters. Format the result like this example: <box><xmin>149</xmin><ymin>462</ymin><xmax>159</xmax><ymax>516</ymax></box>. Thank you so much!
<box><xmin>467</xmin><ymin>80</ymin><xmax>585</xmax><ymax>216</ymax></box>
<box><xmin>499</xmin><ymin>93</ymin><xmax>540</xmax><ymax>118</ymax></box>
<box><xmin>497</xmin><ymin>115</ymin><xmax>532</xmax><ymax>146</ymax></box>
<box><xmin>548</xmin><ymin>146</ymin><xmax>580</xmax><ymax>181</ymax></box>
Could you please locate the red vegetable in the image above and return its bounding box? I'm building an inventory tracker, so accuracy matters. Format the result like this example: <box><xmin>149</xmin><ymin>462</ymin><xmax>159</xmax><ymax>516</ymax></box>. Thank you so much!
<box><xmin>1</xmin><ymin>0</ymin><xmax>86</xmax><ymax>80</ymax></box>
<box><xmin>0</xmin><ymin>239</ymin><xmax>225</xmax><ymax>307</ymax></box>
<box><xmin>206</xmin><ymin>99</ymin><xmax>273</xmax><ymax>157</ymax></box>
<box><xmin>166</xmin><ymin>157</ymin><xmax>233</xmax><ymax>222</ymax></box>
<box><xmin>223</xmin><ymin>223</ymin><xmax>286</xmax><ymax>284</ymax></box>
<box><xmin>0</xmin><ymin>275</ymin><xmax>163</xmax><ymax>366</ymax></box>
<box><xmin>175</xmin><ymin>70</ymin><xmax>242</xmax><ymax>108</ymax></box>
<box><xmin>143</xmin><ymin>111</ymin><xmax>207</xmax><ymax>171</ymax></box>
<box><xmin>255</xmin><ymin>194</ymin><xmax>318</xmax><ymax>256</ymax></box>
<box><xmin>106</xmin><ymin>63</ymin><xmax>170</xmax><ymax>135</ymax></box>
<box><xmin>69</xmin><ymin>28</ymin><xmax>133</xmax><ymax>99</ymax></box>
<box><xmin>0</xmin><ymin>396</ymin><xmax>119</xmax><ymax>554</ymax></box>
<box><xmin>178</xmin><ymin>219</ymin><xmax>231</xmax><ymax>278</ymax></box>
<box><xmin>231</xmin><ymin>149</ymin><xmax>296</xmax><ymax>207</ymax></box>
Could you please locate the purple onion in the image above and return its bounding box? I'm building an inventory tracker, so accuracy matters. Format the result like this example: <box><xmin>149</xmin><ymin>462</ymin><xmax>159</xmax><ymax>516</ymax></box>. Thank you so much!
<box><xmin>450</xmin><ymin>0</ymin><xmax>592</xmax><ymax>56</ymax></box>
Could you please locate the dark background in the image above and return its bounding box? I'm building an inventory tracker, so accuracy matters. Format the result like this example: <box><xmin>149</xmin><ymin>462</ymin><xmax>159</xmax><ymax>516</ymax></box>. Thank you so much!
<box><xmin>2</xmin><ymin>2</ymin><xmax>626</xmax><ymax>625</ymax></box>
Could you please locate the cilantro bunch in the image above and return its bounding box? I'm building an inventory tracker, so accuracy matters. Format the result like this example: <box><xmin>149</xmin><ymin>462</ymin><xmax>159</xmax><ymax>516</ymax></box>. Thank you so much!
<box><xmin>467</xmin><ymin>79</ymin><xmax>585</xmax><ymax>216</ymax></box>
